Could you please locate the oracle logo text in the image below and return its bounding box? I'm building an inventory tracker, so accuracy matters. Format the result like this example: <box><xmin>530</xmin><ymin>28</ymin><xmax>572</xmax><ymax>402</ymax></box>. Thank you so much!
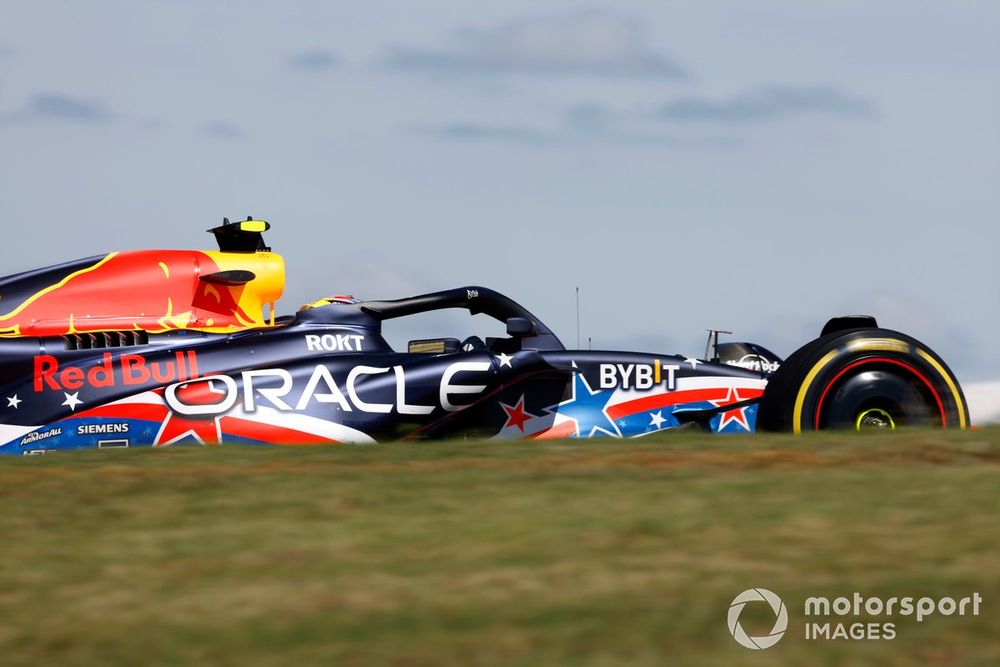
<box><xmin>163</xmin><ymin>361</ymin><xmax>492</xmax><ymax>417</ymax></box>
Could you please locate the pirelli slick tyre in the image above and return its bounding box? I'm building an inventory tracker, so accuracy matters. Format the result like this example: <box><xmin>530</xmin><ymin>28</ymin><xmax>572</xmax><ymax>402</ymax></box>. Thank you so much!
<box><xmin>758</xmin><ymin>328</ymin><xmax>968</xmax><ymax>433</ymax></box>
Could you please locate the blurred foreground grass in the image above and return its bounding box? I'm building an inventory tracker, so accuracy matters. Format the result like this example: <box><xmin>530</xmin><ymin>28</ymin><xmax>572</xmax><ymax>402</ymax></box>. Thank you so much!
<box><xmin>1</xmin><ymin>429</ymin><xmax>998</xmax><ymax>666</ymax></box>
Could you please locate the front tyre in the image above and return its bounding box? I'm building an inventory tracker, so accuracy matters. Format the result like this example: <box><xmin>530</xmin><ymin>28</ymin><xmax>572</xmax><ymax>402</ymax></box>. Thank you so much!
<box><xmin>758</xmin><ymin>328</ymin><xmax>968</xmax><ymax>433</ymax></box>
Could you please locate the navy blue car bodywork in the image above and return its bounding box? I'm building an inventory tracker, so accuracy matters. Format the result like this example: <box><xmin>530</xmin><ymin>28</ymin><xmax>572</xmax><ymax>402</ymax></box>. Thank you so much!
<box><xmin>0</xmin><ymin>222</ymin><xmax>969</xmax><ymax>454</ymax></box>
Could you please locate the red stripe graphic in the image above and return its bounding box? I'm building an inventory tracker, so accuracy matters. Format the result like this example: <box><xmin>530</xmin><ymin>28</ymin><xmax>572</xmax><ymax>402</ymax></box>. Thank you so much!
<box><xmin>607</xmin><ymin>386</ymin><xmax>763</xmax><ymax>421</ymax></box>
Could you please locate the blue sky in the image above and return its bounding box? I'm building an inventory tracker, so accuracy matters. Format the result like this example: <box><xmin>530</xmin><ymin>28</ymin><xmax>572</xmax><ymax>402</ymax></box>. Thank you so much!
<box><xmin>1</xmin><ymin>1</ymin><xmax>998</xmax><ymax>380</ymax></box>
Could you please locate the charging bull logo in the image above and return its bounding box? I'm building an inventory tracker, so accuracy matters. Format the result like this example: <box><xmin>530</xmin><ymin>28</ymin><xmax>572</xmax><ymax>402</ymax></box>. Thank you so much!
<box><xmin>0</xmin><ymin>249</ymin><xmax>283</xmax><ymax>337</ymax></box>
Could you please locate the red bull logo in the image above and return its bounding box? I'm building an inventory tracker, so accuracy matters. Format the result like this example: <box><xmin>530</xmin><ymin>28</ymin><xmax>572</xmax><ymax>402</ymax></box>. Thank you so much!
<box><xmin>34</xmin><ymin>351</ymin><xmax>200</xmax><ymax>392</ymax></box>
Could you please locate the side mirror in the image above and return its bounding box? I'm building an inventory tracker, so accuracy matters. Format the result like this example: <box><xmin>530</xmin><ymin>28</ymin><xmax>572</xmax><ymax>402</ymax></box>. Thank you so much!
<box><xmin>506</xmin><ymin>317</ymin><xmax>534</xmax><ymax>337</ymax></box>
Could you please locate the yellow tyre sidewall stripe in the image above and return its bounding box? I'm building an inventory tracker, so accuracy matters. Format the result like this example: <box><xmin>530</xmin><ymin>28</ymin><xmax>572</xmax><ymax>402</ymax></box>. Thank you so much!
<box><xmin>916</xmin><ymin>348</ymin><xmax>968</xmax><ymax>429</ymax></box>
<box><xmin>792</xmin><ymin>350</ymin><xmax>838</xmax><ymax>434</ymax></box>
<box><xmin>791</xmin><ymin>338</ymin><xmax>967</xmax><ymax>433</ymax></box>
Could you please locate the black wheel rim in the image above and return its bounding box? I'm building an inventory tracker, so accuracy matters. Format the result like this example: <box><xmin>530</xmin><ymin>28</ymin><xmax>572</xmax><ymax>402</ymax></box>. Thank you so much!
<box><xmin>818</xmin><ymin>366</ymin><xmax>940</xmax><ymax>430</ymax></box>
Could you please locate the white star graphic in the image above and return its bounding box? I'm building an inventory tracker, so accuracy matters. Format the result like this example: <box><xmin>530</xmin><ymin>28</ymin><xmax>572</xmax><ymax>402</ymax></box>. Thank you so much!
<box><xmin>684</xmin><ymin>357</ymin><xmax>702</xmax><ymax>369</ymax></box>
<box><xmin>649</xmin><ymin>410</ymin><xmax>666</xmax><ymax>429</ymax></box>
<box><xmin>61</xmin><ymin>391</ymin><xmax>83</xmax><ymax>412</ymax></box>
<box><xmin>6</xmin><ymin>394</ymin><xmax>21</xmax><ymax>409</ymax></box>
<box><xmin>496</xmin><ymin>352</ymin><xmax>513</xmax><ymax>368</ymax></box>
<box><xmin>546</xmin><ymin>371</ymin><xmax>620</xmax><ymax>438</ymax></box>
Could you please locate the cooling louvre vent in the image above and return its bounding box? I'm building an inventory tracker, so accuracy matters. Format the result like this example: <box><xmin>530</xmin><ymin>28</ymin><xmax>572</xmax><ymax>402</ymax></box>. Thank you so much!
<box><xmin>63</xmin><ymin>331</ymin><xmax>149</xmax><ymax>350</ymax></box>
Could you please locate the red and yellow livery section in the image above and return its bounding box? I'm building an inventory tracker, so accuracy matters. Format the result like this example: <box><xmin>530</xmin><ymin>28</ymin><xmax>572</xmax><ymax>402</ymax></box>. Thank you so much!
<box><xmin>0</xmin><ymin>249</ymin><xmax>284</xmax><ymax>337</ymax></box>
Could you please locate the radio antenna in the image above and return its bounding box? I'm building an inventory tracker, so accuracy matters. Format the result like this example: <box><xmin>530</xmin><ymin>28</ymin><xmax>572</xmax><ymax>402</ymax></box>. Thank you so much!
<box><xmin>576</xmin><ymin>286</ymin><xmax>580</xmax><ymax>349</ymax></box>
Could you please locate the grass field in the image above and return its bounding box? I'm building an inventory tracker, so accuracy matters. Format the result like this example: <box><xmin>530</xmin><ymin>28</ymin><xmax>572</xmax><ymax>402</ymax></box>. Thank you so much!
<box><xmin>1</xmin><ymin>430</ymin><xmax>998</xmax><ymax>666</ymax></box>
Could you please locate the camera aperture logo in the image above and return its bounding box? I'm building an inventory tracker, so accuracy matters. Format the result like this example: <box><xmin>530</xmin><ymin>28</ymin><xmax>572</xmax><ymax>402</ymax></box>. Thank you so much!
<box><xmin>728</xmin><ymin>588</ymin><xmax>788</xmax><ymax>650</ymax></box>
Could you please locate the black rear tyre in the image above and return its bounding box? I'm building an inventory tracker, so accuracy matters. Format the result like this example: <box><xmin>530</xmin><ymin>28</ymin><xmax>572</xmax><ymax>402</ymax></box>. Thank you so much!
<box><xmin>758</xmin><ymin>328</ymin><xmax>968</xmax><ymax>433</ymax></box>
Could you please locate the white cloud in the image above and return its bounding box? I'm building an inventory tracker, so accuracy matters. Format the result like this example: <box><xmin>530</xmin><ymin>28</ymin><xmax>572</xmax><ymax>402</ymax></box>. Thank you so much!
<box><xmin>383</xmin><ymin>11</ymin><xmax>685</xmax><ymax>78</ymax></box>
<box><xmin>200</xmin><ymin>120</ymin><xmax>248</xmax><ymax>140</ymax></box>
<box><xmin>659</xmin><ymin>85</ymin><xmax>876</xmax><ymax>123</ymax></box>
<box><xmin>2</xmin><ymin>93</ymin><xmax>112</xmax><ymax>124</ymax></box>
<box><xmin>287</xmin><ymin>50</ymin><xmax>338</xmax><ymax>71</ymax></box>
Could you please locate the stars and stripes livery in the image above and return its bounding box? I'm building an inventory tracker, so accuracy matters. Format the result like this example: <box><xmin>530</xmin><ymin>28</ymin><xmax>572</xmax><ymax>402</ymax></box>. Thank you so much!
<box><xmin>0</xmin><ymin>221</ymin><xmax>968</xmax><ymax>454</ymax></box>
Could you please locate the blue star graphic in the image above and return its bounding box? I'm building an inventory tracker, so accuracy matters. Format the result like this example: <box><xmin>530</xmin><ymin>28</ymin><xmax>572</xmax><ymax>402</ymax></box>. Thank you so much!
<box><xmin>548</xmin><ymin>372</ymin><xmax>620</xmax><ymax>438</ymax></box>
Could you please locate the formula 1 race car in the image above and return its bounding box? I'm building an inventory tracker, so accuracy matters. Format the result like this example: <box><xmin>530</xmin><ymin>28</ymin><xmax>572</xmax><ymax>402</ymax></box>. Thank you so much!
<box><xmin>0</xmin><ymin>219</ymin><xmax>969</xmax><ymax>455</ymax></box>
